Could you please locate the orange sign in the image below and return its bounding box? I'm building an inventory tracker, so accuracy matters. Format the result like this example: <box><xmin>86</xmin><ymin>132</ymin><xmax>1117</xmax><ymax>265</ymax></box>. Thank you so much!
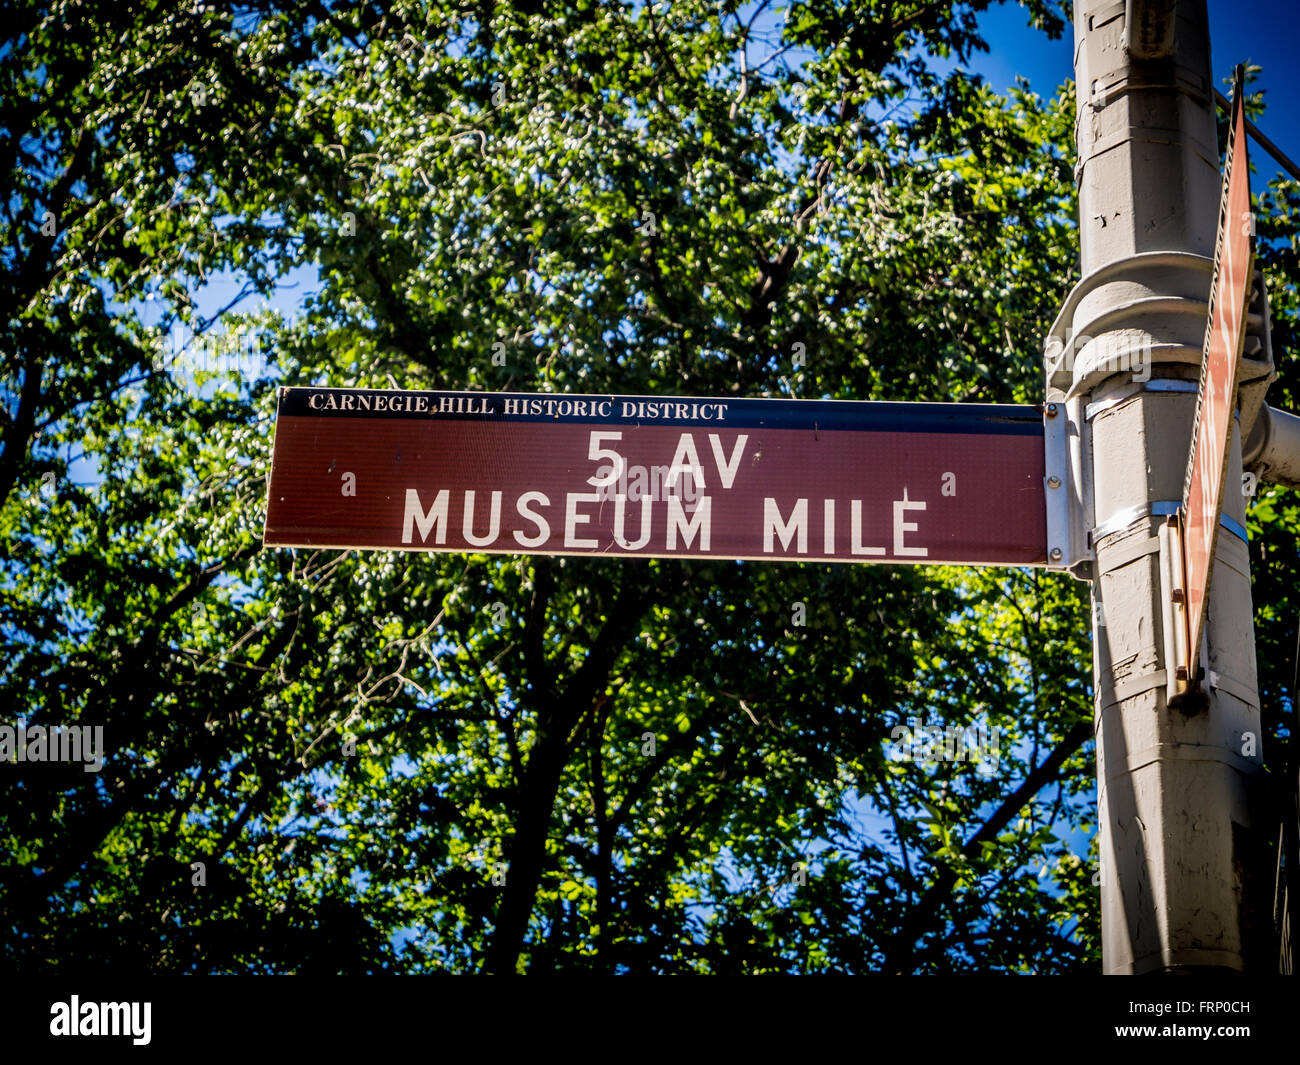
<box><xmin>1181</xmin><ymin>78</ymin><xmax>1254</xmax><ymax>687</ymax></box>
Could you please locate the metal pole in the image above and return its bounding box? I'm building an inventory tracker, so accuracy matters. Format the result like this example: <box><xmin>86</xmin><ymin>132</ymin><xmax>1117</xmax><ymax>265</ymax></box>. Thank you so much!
<box><xmin>1245</xmin><ymin>405</ymin><xmax>1300</xmax><ymax>491</ymax></box>
<box><xmin>1061</xmin><ymin>0</ymin><xmax>1270</xmax><ymax>973</ymax></box>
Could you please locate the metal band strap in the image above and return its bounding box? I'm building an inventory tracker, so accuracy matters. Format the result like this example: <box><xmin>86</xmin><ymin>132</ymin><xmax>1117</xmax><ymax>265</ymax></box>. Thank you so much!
<box><xmin>1104</xmin><ymin>669</ymin><xmax>1169</xmax><ymax>707</ymax></box>
<box><xmin>1085</xmin><ymin>379</ymin><xmax>1199</xmax><ymax>422</ymax></box>
<box><xmin>1107</xmin><ymin>743</ymin><xmax>1263</xmax><ymax>778</ymax></box>
<box><xmin>1099</xmin><ymin>532</ymin><xmax>1161</xmax><ymax>569</ymax></box>
<box><xmin>1206</xmin><ymin>670</ymin><xmax>1260</xmax><ymax>708</ymax></box>
<box><xmin>1101</xmin><ymin>670</ymin><xmax>1260</xmax><ymax>712</ymax></box>
<box><xmin>1091</xmin><ymin>500</ymin><xmax>1248</xmax><ymax>545</ymax></box>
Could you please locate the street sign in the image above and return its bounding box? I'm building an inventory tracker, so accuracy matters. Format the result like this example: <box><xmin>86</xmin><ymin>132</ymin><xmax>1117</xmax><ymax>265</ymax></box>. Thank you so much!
<box><xmin>264</xmin><ymin>387</ymin><xmax>1049</xmax><ymax>566</ymax></box>
<box><xmin>1180</xmin><ymin>75</ymin><xmax>1255</xmax><ymax>689</ymax></box>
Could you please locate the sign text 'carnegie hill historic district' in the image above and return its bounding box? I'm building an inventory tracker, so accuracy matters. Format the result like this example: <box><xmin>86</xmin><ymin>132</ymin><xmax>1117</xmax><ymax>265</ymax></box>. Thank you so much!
<box><xmin>263</xmin><ymin>388</ymin><xmax>1050</xmax><ymax>567</ymax></box>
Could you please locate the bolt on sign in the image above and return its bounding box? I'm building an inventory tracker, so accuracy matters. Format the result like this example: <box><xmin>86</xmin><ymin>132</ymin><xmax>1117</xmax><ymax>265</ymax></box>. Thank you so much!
<box><xmin>1179</xmin><ymin>71</ymin><xmax>1255</xmax><ymax>691</ymax></box>
<box><xmin>263</xmin><ymin>388</ymin><xmax>1051</xmax><ymax>566</ymax></box>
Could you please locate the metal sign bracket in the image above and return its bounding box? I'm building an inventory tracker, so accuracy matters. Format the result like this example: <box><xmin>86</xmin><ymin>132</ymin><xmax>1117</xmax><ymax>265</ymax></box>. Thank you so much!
<box><xmin>1160</xmin><ymin>513</ymin><xmax>1209</xmax><ymax>713</ymax></box>
<box><xmin>1044</xmin><ymin>399</ymin><xmax>1094</xmax><ymax>579</ymax></box>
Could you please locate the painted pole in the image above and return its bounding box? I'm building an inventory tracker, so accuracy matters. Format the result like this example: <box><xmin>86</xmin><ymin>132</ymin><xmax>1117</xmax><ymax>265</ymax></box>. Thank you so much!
<box><xmin>1060</xmin><ymin>0</ymin><xmax>1269</xmax><ymax>973</ymax></box>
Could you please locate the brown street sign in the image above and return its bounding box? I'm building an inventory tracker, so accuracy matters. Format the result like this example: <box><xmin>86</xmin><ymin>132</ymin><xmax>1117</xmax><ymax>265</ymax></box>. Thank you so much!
<box><xmin>263</xmin><ymin>387</ymin><xmax>1049</xmax><ymax>567</ymax></box>
<box><xmin>1180</xmin><ymin>75</ymin><xmax>1255</xmax><ymax>689</ymax></box>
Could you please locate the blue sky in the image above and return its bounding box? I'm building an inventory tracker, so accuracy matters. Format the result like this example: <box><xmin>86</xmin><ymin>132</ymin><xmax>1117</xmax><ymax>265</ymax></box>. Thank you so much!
<box><xmin>976</xmin><ymin>0</ymin><xmax>1300</xmax><ymax>185</ymax></box>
